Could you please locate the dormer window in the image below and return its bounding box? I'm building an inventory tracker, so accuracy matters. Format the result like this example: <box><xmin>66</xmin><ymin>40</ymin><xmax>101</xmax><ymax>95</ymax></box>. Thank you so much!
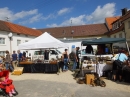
<box><xmin>112</xmin><ymin>24</ymin><xmax>115</xmax><ymax>30</ymax></box>
<box><xmin>116</xmin><ymin>22</ymin><xmax>119</xmax><ymax>29</ymax></box>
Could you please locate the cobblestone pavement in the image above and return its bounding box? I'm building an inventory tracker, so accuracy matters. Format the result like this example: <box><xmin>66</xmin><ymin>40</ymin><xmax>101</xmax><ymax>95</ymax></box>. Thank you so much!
<box><xmin>1</xmin><ymin>71</ymin><xmax>130</xmax><ymax>97</ymax></box>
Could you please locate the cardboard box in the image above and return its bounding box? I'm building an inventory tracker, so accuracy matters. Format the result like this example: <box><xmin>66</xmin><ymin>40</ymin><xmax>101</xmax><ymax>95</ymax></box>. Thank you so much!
<box><xmin>86</xmin><ymin>74</ymin><xmax>94</xmax><ymax>84</ymax></box>
<box><xmin>12</xmin><ymin>67</ymin><xmax>24</xmax><ymax>75</ymax></box>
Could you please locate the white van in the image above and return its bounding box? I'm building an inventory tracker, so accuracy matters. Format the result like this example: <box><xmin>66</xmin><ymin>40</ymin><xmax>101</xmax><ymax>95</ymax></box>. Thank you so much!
<box><xmin>32</xmin><ymin>49</ymin><xmax>62</xmax><ymax>61</ymax></box>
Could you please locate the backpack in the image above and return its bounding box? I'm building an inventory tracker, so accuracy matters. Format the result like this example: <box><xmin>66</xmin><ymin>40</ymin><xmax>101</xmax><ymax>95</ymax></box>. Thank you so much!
<box><xmin>69</xmin><ymin>52</ymin><xmax>75</xmax><ymax>61</ymax></box>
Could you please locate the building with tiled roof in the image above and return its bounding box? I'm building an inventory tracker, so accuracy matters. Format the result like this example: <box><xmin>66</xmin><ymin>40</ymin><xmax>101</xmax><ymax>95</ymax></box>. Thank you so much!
<box><xmin>0</xmin><ymin>20</ymin><xmax>42</xmax><ymax>56</ymax></box>
<box><xmin>105</xmin><ymin>16</ymin><xmax>120</xmax><ymax>30</ymax></box>
<box><xmin>0</xmin><ymin>20</ymin><xmax>42</xmax><ymax>37</ymax></box>
<box><xmin>107</xmin><ymin>8</ymin><xmax>130</xmax><ymax>47</ymax></box>
<box><xmin>38</xmin><ymin>23</ymin><xmax>109</xmax><ymax>39</ymax></box>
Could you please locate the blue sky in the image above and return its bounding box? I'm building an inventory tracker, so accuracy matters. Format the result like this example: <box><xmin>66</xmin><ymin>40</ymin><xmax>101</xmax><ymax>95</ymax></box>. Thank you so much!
<box><xmin>0</xmin><ymin>0</ymin><xmax>129</xmax><ymax>29</ymax></box>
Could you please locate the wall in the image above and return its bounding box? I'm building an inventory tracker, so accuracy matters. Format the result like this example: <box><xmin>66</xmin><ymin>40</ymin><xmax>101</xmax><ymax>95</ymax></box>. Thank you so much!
<box><xmin>0</xmin><ymin>31</ymin><xmax>36</xmax><ymax>56</ymax></box>
<box><xmin>124</xmin><ymin>18</ymin><xmax>130</xmax><ymax>46</ymax></box>
<box><xmin>110</xmin><ymin>30</ymin><xmax>126</xmax><ymax>48</ymax></box>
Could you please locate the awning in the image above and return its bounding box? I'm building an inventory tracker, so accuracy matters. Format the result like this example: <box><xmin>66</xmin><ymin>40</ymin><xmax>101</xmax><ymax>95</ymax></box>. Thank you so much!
<box><xmin>81</xmin><ymin>38</ymin><xmax>126</xmax><ymax>45</ymax></box>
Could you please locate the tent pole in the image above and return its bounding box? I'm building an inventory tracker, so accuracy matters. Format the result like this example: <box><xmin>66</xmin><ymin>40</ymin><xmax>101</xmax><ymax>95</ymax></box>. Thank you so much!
<box><xmin>123</xmin><ymin>27</ymin><xmax>130</xmax><ymax>55</ymax></box>
<box><xmin>125</xmin><ymin>41</ymin><xmax>130</xmax><ymax>55</ymax></box>
<box><xmin>111</xmin><ymin>43</ymin><xmax>114</xmax><ymax>56</ymax></box>
<box><xmin>80</xmin><ymin>44</ymin><xmax>84</xmax><ymax>76</ymax></box>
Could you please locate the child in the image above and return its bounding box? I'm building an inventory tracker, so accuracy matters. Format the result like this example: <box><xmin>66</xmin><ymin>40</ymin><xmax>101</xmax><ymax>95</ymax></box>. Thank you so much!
<box><xmin>0</xmin><ymin>60</ymin><xmax>17</xmax><ymax>97</ymax></box>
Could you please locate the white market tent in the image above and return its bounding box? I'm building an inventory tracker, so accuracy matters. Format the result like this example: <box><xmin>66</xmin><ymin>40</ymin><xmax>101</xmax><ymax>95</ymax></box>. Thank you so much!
<box><xmin>18</xmin><ymin>32</ymin><xmax>69</xmax><ymax>50</ymax></box>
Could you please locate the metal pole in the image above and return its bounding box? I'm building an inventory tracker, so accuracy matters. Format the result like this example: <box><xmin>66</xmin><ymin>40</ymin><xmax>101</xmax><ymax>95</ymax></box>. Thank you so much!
<box><xmin>123</xmin><ymin>28</ymin><xmax>130</xmax><ymax>55</ymax></box>
<box><xmin>125</xmin><ymin>41</ymin><xmax>130</xmax><ymax>55</ymax></box>
<box><xmin>10</xmin><ymin>37</ymin><xmax>12</xmax><ymax>55</ymax></box>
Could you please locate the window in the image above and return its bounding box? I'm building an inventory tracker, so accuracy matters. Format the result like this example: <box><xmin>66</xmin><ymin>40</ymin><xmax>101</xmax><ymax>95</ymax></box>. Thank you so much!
<box><xmin>0</xmin><ymin>37</ymin><xmax>5</xmax><ymax>44</ymax></box>
<box><xmin>112</xmin><ymin>24</ymin><xmax>115</xmax><ymax>30</ymax></box>
<box><xmin>116</xmin><ymin>22</ymin><xmax>119</xmax><ymax>29</ymax></box>
<box><xmin>0</xmin><ymin>51</ymin><xmax>5</xmax><ymax>56</ymax></box>
<box><xmin>114</xmin><ymin>35</ymin><xmax>116</xmax><ymax>38</ymax></box>
<box><xmin>128</xmin><ymin>21</ymin><xmax>130</xmax><ymax>29</ymax></box>
<box><xmin>50</xmin><ymin>50</ymin><xmax>56</xmax><ymax>54</ymax></box>
<box><xmin>25</xmin><ymin>40</ymin><xmax>28</xmax><ymax>42</ymax></box>
<box><xmin>17</xmin><ymin>40</ymin><xmax>21</xmax><ymax>46</ymax></box>
<box><xmin>119</xmin><ymin>33</ymin><xmax>122</xmax><ymax>38</ymax></box>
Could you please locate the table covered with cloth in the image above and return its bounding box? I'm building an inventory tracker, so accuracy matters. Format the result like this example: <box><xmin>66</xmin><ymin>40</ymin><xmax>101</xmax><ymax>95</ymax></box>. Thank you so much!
<box><xmin>19</xmin><ymin>63</ymin><xmax>58</xmax><ymax>73</ymax></box>
<box><xmin>97</xmin><ymin>64</ymin><xmax>112</xmax><ymax>77</ymax></box>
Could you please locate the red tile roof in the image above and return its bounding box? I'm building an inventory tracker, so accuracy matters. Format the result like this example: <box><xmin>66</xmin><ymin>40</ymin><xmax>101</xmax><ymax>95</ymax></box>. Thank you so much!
<box><xmin>109</xmin><ymin>10</ymin><xmax>130</xmax><ymax>35</ymax></box>
<box><xmin>0</xmin><ymin>20</ymin><xmax>42</xmax><ymax>36</ymax></box>
<box><xmin>105</xmin><ymin>16</ymin><xmax>120</xmax><ymax>30</ymax></box>
<box><xmin>38</xmin><ymin>23</ymin><xmax>109</xmax><ymax>38</ymax></box>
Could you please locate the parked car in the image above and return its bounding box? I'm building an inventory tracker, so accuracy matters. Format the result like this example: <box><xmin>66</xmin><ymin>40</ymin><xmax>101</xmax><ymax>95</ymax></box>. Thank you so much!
<box><xmin>32</xmin><ymin>49</ymin><xmax>62</xmax><ymax>61</ymax></box>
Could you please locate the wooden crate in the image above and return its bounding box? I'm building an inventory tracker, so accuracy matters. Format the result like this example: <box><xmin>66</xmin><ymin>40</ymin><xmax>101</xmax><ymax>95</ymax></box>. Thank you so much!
<box><xmin>85</xmin><ymin>74</ymin><xmax>95</xmax><ymax>84</ymax></box>
<box><xmin>12</xmin><ymin>67</ymin><xmax>24</xmax><ymax>75</ymax></box>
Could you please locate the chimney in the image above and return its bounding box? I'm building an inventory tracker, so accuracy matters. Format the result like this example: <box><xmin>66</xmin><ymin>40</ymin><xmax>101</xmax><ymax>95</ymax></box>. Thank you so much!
<box><xmin>121</xmin><ymin>8</ymin><xmax>127</xmax><ymax>16</ymax></box>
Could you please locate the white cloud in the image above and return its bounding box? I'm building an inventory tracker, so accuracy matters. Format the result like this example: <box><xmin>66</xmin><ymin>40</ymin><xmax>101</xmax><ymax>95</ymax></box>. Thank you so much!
<box><xmin>47</xmin><ymin>23</ymin><xmax>58</xmax><ymax>27</ymax></box>
<box><xmin>57</xmin><ymin>8</ymin><xmax>72</xmax><ymax>15</ymax></box>
<box><xmin>28</xmin><ymin>14</ymin><xmax>42</xmax><ymax>23</ymax></box>
<box><xmin>47</xmin><ymin>3</ymin><xmax>116</xmax><ymax>27</ymax></box>
<box><xmin>0</xmin><ymin>7</ymin><xmax>38</xmax><ymax>21</ymax></box>
<box><xmin>19</xmin><ymin>13</ymin><xmax>56</xmax><ymax>25</ymax></box>
<box><xmin>13</xmin><ymin>9</ymin><xmax>38</xmax><ymax>20</ymax></box>
<box><xmin>86</xmin><ymin>3</ymin><xmax>116</xmax><ymax>23</ymax></box>
<box><xmin>42</xmin><ymin>14</ymin><xmax>56</xmax><ymax>20</ymax></box>
<box><xmin>0</xmin><ymin>7</ymin><xmax>13</xmax><ymax>20</ymax></box>
<box><xmin>47</xmin><ymin>15</ymin><xmax>86</xmax><ymax>27</ymax></box>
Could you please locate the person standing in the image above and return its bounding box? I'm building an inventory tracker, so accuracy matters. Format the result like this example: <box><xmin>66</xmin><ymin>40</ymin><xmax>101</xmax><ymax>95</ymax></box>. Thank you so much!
<box><xmin>85</xmin><ymin>45</ymin><xmax>94</xmax><ymax>54</ymax></box>
<box><xmin>12</xmin><ymin>50</ymin><xmax>18</xmax><ymax>69</ymax></box>
<box><xmin>5</xmin><ymin>50</ymin><xmax>14</xmax><ymax>72</ymax></box>
<box><xmin>44</xmin><ymin>50</ymin><xmax>49</xmax><ymax>60</ymax></box>
<box><xmin>17</xmin><ymin>50</ymin><xmax>23</xmax><ymax>66</ymax></box>
<box><xmin>76</xmin><ymin>47</ymin><xmax>80</xmax><ymax>69</ymax></box>
<box><xmin>62</xmin><ymin>49</ymin><xmax>69</xmax><ymax>72</ymax></box>
<box><xmin>72</xmin><ymin>49</ymin><xmax>78</xmax><ymax>72</ymax></box>
<box><xmin>58</xmin><ymin>56</ymin><xmax>64</xmax><ymax>72</ymax></box>
<box><xmin>105</xmin><ymin>46</ymin><xmax>109</xmax><ymax>54</ymax></box>
<box><xmin>22</xmin><ymin>51</ymin><xmax>26</xmax><ymax>61</ymax></box>
<box><xmin>113</xmin><ymin>50</ymin><xmax>128</xmax><ymax>82</ymax></box>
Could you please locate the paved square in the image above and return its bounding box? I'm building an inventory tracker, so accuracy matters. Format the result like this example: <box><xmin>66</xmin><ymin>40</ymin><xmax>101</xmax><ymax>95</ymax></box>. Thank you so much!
<box><xmin>7</xmin><ymin>71</ymin><xmax>130</xmax><ymax>97</ymax></box>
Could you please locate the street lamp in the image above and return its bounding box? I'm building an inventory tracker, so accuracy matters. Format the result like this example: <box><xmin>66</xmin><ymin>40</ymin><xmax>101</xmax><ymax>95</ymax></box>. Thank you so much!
<box><xmin>71</xmin><ymin>30</ymin><xmax>74</xmax><ymax>39</ymax></box>
<box><xmin>8</xmin><ymin>32</ymin><xmax>13</xmax><ymax>54</ymax></box>
<box><xmin>63</xmin><ymin>37</ymin><xmax>66</xmax><ymax>40</ymax></box>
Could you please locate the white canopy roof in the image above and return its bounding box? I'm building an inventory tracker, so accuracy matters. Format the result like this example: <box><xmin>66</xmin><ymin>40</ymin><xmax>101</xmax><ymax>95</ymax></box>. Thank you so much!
<box><xmin>18</xmin><ymin>32</ymin><xmax>69</xmax><ymax>50</ymax></box>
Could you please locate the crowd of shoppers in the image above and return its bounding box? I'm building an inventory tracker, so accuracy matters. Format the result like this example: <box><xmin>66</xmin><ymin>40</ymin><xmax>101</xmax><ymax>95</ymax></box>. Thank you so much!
<box><xmin>60</xmin><ymin>47</ymin><xmax>80</xmax><ymax>72</ymax></box>
<box><xmin>0</xmin><ymin>50</ymin><xmax>26</xmax><ymax>72</ymax></box>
